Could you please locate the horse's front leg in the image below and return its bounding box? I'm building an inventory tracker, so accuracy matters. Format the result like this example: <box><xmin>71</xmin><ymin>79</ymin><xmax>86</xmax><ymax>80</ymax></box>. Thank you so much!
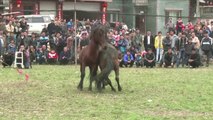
<box><xmin>88</xmin><ymin>65</ymin><xmax>98</xmax><ymax>91</ymax></box>
<box><xmin>77</xmin><ymin>64</ymin><xmax>85</xmax><ymax>91</ymax></box>
<box><xmin>115</xmin><ymin>66</ymin><xmax>122</xmax><ymax>91</ymax></box>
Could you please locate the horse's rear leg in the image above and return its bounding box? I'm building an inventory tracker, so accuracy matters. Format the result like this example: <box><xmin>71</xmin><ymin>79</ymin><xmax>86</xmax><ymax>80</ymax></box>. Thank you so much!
<box><xmin>106</xmin><ymin>77</ymin><xmax>116</xmax><ymax>92</ymax></box>
<box><xmin>77</xmin><ymin>64</ymin><xmax>85</xmax><ymax>91</ymax></box>
<box><xmin>115</xmin><ymin>66</ymin><xmax>122</xmax><ymax>91</ymax></box>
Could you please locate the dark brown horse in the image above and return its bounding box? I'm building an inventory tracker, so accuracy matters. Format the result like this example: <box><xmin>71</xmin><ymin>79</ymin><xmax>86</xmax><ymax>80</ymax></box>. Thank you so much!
<box><xmin>77</xmin><ymin>23</ymin><xmax>108</xmax><ymax>91</ymax></box>
<box><xmin>95</xmin><ymin>43</ymin><xmax>122</xmax><ymax>91</ymax></box>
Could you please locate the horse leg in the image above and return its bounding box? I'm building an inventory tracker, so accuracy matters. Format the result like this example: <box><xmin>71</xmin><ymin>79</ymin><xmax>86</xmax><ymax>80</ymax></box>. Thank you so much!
<box><xmin>115</xmin><ymin>66</ymin><xmax>122</xmax><ymax>91</ymax></box>
<box><xmin>106</xmin><ymin>77</ymin><xmax>116</xmax><ymax>92</ymax></box>
<box><xmin>77</xmin><ymin>64</ymin><xmax>85</xmax><ymax>91</ymax></box>
<box><xmin>88</xmin><ymin>65</ymin><xmax>98</xmax><ymax>91</ymax></box>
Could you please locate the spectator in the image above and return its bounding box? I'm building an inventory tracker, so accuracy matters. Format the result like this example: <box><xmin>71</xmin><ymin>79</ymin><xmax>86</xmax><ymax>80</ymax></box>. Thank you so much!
<box><xmin>191</xmin><ymin>32</ymin><xmax>200</xmax><ymax>50</ymax></box>
<box><xmin>47</xmin><ymin>49</ymin><xmax>58</xmax><ymax>64</ymax></box>
<box><xmin>132</xmin><ymin>29</ymin><xmax>142</xmax><ymax>52</ymax></box>
<box><xmin>60</xmin><ymin>19</ymin><xmax>67</xmax><ymax>35</ymax></box>
<box><xmin>135</xmin><ymin>51</ymin><xmax>143</xmax><ymax>67</ymax></box>
<box><xmin>144</xmin><ymin>48</ymin><xmax>155</xmax><ymax>68</ymax></box>
<box><xmin>55</xmin><ymin>32</ymin><xmax>66</xmax><ymax>55</ymax></box>
<box><xmin>0</xmin><ymin>19</ymin><xmax>6</xmax><ymax>32</ymax></box>
<box><xmin>121</xmin><ymin>50</ymin><xmax>134</xmax><ymax>67</ymax></box>
<box><xmin>16</xmin><ymin>31</ymin><xmax>29</xmax><ymax>49</ymax></box>
<box><xmin>162</xmin><ymin>32</ymin><xmax>171</xmax><ymax>52</ymax></box>
<box><xmin>188</xmin><ymin>48</ymin><xmax>201</xmax><ymax>68</ymax></box>
<box><xmin>113</xmin><ymin>30</ymin><xmax>120</xmax><ymax>48</ymax></box>
<box><xmin>176</xmin><ymin>17</ymin><xmax>185</xmax><ymax>35</ymax></box>
<box><xmin>29</xmin><ymin>45</ymin><xmax>36</xmax><ymax>64</ymax></box>
<box><xmin>165</xmin><ymin>18</ymin><xmax>175</xmax><ymax>32</ymax></box>
<box><xmin>39</xmin><ymin>31</ymin><xmax>49</xmax><ymax>47</ymax></box>
<box><xmin>29</xmin><ymin>33</ymin><xmax>39</xmax><ymax>49</ymax></box>
<box><xmin>197</xmin><ymin>29</ymin><xmax>204</xmax><ymax>42</ymax></box>
<box><xmin>154</xmin><ymin>31</ymin><xmax>163</xmax><ymax>63</ymax></box>
<box><xmin>161</xmin><ymin>48</ymin><xmax>175</xmax><ymax>68</ymax></box>
<box><xmin>67</xmin><ymin>19</ymin><xmax>73</xmax><ymax>30</ymax></box>
<box><xmin>187</xmin><ymin>20</ymin><xmax>194</xmax><ymax>31</ymax></box>
<box><xmin>47</xmin><ymin>20</ymin><xmax>56</xmax><ymax>37</ymax></box>
<box><xmin>20</xmin><ymin>17</ymin><xmax>28</xmax><ymax>32</ymax></box>
<box><xmin>59</xmin><ymin>47</ymin><xmax>70</xmax><ymax>65</ymax></box>
<box><xmin>200</xmin><ymin>30</ymin><xmax>212</xmax><ymax>67</ymax></box>
<box><xmin>79</xmin><ymin>31</ymin><xmax>89</xmax><ymax>50</ymax></box>
<box><xmin>108</xmin><ymin>31</ymin><xmax>116</xmax><ymax>47</ymax></box>
<box><xmin>177</xmin><ymin>32</ymin><xmax>188</xmax><ymax>67</ymax></box>
<box><xmin>185</xmin><ymin>38</ymin><xmax>194</xmax><ymax>67</ymax></box>
<box><xmin>14</xmin><ymin>22</ymin><xmax>22</xmax><ymax>41</ymax></box>
<box><xmin>85</xmin><ymin>19</ymin><xmax>91</xmax><ymax>32</ymax></box>
<box><xmin>7</xmin><ymin>39</ymin><xmax>16</xmax><ymax>54</ymax></box>
<box><xmin>41</xmin><ymin>24</ymin><xmax>48</xmax><ymax>35</ymax></box>
<box><xmin>118</xmin><ymin>35</ymin><xmax>128</xmax><ymax>54</ymax></box>
<box><xmin>6</xmin><ymin>21</ymin><xmax>14</xmax><ymax>43</ymax></box>
<box><xmin>144</xmin><ymin>31</ymin><xmax>154</xmax><ymax>51</ymax></box>
<box><xmin>169</xmin><ymin>29</ymin><xmax>179</xmax><ymax>51</ymax></box>
<box><xmin>36</xmin><ymin>45</ymin><xmax>48</xmax><ymax>64</ymax></box>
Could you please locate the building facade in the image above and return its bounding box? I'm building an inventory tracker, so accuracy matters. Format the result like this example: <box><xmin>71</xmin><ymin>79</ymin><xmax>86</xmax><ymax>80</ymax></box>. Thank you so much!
<box><xmin>5</xmin><ymin>0</ymin><xmax>213</xmax><ymax>34</ymax></box>
<box><xmin>108</xmin><ymin>0</ymin><xmax>148</xmax><ymax>33</ymax></box>
<box><xmin>9</xmin><ymin>0</ymin><xmax>112</xmax><ymax>20</ymax></box>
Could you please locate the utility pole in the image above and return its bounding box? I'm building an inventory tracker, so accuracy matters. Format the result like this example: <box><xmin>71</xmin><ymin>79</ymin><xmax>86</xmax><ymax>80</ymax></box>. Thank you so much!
<box><xmin>196</xmin><ymin>0</ymin><xmax>200</xmax><ymax>18</ymax></box>
<box><xmin>74</xmin><ymin>0</ymin><xmax>77</xmax><ymax>65</ymax></box>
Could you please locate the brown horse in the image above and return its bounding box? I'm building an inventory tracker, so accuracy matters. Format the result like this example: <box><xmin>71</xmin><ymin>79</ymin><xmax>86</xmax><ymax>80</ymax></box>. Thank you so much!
<box><xmin>77</xmin><ymin>23</ymin><xmax>108</xmax><ymax>91</ymax></box>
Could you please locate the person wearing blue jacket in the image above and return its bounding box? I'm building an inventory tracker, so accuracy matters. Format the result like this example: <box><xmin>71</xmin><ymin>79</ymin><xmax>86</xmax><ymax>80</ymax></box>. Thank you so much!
<box><xmin>121</xmin><ymin>50</ymin><xmax>134</xmax><ymax>67</ymax></box>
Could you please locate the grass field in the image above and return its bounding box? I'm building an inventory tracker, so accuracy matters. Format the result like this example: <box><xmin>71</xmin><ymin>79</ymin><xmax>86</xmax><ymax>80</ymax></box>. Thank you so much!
<box><xmin>1</xmin><ymin>65</ymin><xmax>213</xmax><ymax>120</ymax></box>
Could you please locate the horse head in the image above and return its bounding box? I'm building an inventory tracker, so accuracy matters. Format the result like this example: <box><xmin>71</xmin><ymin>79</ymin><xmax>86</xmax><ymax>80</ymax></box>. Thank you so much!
<box><xmin>90</xmin><ymin>22</ymin><xmax>109</xmax><ymax>50</ymax></box>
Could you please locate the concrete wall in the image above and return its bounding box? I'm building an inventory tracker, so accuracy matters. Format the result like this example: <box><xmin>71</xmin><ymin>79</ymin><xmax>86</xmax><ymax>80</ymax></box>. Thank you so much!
<box><xmin>108</xmin><ymin>0</ymin><xmax>135</xmax><ymax>28</ymax></box>
<box><xmin>146</xmin><ymin>0</ymin><xmax>190</xmax><ymax>35</ymax></box>
<box><xmin>146</xmin><ymin>0</ymin><xmax>157</xmax><ymax>34</ymax></box>
<box><xmin>107</xmin><ymin>0</ymin><xmax>123</xmax><ymax>22</ymax></box>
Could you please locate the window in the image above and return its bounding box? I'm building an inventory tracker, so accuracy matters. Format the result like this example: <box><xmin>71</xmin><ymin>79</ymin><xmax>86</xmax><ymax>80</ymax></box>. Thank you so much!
<box><xmin>165</xmin><ymin>10</ymin><xmax>182</xmax><ymax>24</ymax></box>
<box><xmin>24</xmin><ymin>6</ymin><xmax>34</xmax><ymax>15</ymax></box>
<box><xmin>32</xmin><ymin>17</ymin><xmax>44</xmax><ymax>23</ymax></box>
<box><xmin>202</xmin><ymin>7</ymin><xmax>213</xmax><ymax>14</ymax></box>
<box><xmin>26</xmin><ymin>17</ymin><xmax>44</xmax><ymax>23</ymax></box>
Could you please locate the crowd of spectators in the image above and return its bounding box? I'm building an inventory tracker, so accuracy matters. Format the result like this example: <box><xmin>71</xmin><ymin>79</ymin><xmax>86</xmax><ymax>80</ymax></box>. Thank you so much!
<box><xmin>115</xmin><ymin>17</ymin><xmax>213</xmax><ymax>68</ymax></box>
<box><xmin>0</xmin><ymin>14</ymin><xmax>213</xmax><ymax>68</ymax></box>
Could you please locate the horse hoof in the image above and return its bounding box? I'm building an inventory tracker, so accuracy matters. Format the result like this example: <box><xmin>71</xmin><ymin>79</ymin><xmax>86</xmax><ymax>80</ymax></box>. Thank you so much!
<box><xmin>88</xmin><ymin>88</ymin><xmax>92</xmax><ymax>91</ymax></box>
<box><xmin>118</xmin><ymin>87</ymin><xmax>122</xmax><ymax>91</ymax></box>
<box><xmin>77</xmin><ymin>85</ymin><xmax>83</xmax><ymax>91</ymax></box>
<box><xmin>112</xmin><ymin>88</ymin><xmax>116</xmax><ymax>92</ymax></box>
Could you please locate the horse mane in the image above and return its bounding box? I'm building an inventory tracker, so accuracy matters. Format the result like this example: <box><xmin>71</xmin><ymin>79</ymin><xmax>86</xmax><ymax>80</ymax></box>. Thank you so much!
<box><xmin>90</xmin><ymin>22</ymin><xmax>109</xmax><ymax>43</ymax></box>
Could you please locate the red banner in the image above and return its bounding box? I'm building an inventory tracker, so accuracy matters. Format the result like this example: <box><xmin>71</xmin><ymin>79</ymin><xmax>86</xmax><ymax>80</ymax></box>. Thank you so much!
<box><xmin>9</xmin><ymin>2</ymin><xmax>13</xmax><ymax>13</ymax></box>
<box><xmin>35</xmin><ymin>3</ymin><xmax>39</xmax><ymax>15</ymax></box>
<box><xmin>58</xmin><ymin>3</ymin><xmax>63</xmax><ymax>20</ymax></box>
<box><xmin>102</xmin><ymin>2</ymin><xmax>107</xmax><ymax>24</ymax></box>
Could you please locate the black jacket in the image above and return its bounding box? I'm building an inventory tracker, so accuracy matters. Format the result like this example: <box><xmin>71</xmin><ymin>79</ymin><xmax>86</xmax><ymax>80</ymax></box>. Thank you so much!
<box><xmin>144</xmin><ymin>35</ymin><xmax>154</xmax><ymax>51</ymax></box>
<box><xmin>47</xmin><ymin>23</ymin><xmax>56</xmax><ymax>35</ymax></box>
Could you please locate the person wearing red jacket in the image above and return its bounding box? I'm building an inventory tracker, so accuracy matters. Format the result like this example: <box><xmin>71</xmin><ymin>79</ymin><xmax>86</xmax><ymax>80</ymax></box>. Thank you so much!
<box><xmin>47</xmin><ymin>49</ymin><xmax>58</xmax><ymax>64</ymax></box>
